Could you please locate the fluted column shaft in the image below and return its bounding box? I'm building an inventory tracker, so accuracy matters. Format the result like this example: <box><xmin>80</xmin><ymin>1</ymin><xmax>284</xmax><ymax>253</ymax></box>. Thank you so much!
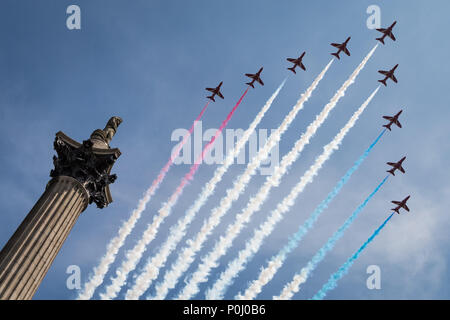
<box><xmin>0</xmin><ymin>176</ymin><xmax>88</xmax><ymax>300</ymax></box>
<box><xmin>0</xmin><ymin>118</ymin><xmax>121</xmax><ymax>300</ymax></box>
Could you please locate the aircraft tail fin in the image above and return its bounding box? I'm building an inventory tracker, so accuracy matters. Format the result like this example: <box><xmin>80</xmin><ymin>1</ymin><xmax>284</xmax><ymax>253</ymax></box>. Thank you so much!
<box><xmin>207</xmin><ymin>95</ymin><xmax>215</xmax><ymax>102</ymax></box>
<box><xmin>378</xmin><ymin>79</ymin><xmax>387</xmax><ymax>86</ymax></box>
<box><xmin>376</xmin><ymin>37</ymin><xmax>385</xmax><ymax>45</ymax></box>
<box><xmin>331</xmin><ymin>52</ymin><xmax>340</xmax><ymax>59</ymax></box>
<box><xmin>246</xmin><ymin>82</ymin><xmax>255</xmax><ymax>88</ymax></box>
<box><xmin>287</xmin><ymin>67</ymin><xmax>296</xmax><ymax>74</ymax></box>
<box><xmin>387</xmin><ymin>169</ymin><xmax>395</xmax><ymax>176</ymax></box>
<box><xmin>382</xmin><ymin>124</ymin><xmax>392</xmax><ymax>131</ymax></box>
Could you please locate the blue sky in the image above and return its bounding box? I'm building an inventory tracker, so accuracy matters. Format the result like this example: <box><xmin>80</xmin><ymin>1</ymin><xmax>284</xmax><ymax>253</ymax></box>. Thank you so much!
<box><xmin>1</xmin><ymin>0</ymin><xmax>449</xmax><ymax>300</ymax></box>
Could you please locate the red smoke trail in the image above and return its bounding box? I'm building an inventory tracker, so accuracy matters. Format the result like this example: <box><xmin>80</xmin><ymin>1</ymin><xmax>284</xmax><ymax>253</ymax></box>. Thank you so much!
<box><xmin>156</xmin><ymin>101</ymin><xmax>210</xmax><ymax>188</ymax></box>
<box><xmin>169</xmin><ymin>88</ymin><xmax>249</xmax><ymax>201</ymax></box>
<box><xmin>78</xmin><ymin>100</ymin><xmax>210</xmax><ymax>300</ymax></box>
<box><xmin>99</xmin><ymin>88</ymin><xmax>249</xmax><ymax>300</ymax></box>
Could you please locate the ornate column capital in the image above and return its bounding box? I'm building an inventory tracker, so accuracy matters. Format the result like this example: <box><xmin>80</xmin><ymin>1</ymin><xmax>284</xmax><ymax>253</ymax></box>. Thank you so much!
<box><xmin>49</xmin><ymin>117</ymin><xmax>122</xmax><ymax>209</ymax></box>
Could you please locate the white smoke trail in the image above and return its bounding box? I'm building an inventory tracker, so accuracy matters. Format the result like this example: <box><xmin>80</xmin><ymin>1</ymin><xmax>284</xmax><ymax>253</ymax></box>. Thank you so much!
<box><xmin>124</xmin><ymin>80</ymin><xmax>286</xmax><ymax>300</ymax></box>
<box><xmin>208</xmin><ymin>91</ymin><xmax>380</xmax><ymax>300</ymax></box>
<box><xmin>77</xmin><ymin>102</ymin><xmax>208</xmax><ymax>300</ymax></box>
<box><xmin>77</xmin><ymin>198</ymin><xmax>149</xmax><ymax>300</ymax></box>
<box><xmin>274</xmin><ymin>175</ymin><xmax>388</xmax><ymax>300</ymax></box>
<box><xmin>235</xmin><ymin>45</ymin><xmax>378</xmax><ymax>300</ymax></box>
<box><xmin>180</xmin><ymin>57</ymin><xmax>378</xmax><ymax>300</ymax></box>
<box><xmin>99</xmin><ymin>89</ymin><xmax>248</xmax><ymax>300</ymax></box>
<box><xmin>150</xmin><ymin>60</ymin><xmax>334</xmax><ymax>300</ymax></box>
<box><xmin>235</xmin><ymin>87</ymin><xmax>379</xmax><ymax>300</ymax></box>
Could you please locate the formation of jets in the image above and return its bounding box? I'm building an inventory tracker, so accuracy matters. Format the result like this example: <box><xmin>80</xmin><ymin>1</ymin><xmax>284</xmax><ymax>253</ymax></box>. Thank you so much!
<box><xmin>206</xmin><ymin>21</ymin><xmax>398</xmax><ymax>100</ymax></box>
<box><xmin>376</xmin><ymin>22</ymin><xmax>409</xmax><ymax>214</ymax></box>
<box><xmin>204</xmin><ymin>21</ymin><xmax>409</xmax><ymax>216</ymax></box>
<box><xmin>381</xmin><ymin>110</ymin><xmax>409</xmax><ymax>214</ymax></box>
<box><xmin>287</xmin><ymin>52</ymin><xmax>306</xmax><ymax>73</ymax></box>
<box><xmin>204</xmin><ymin>67</ymin><xmax>265</xmax><ymax>101</ymax></box>
<box><xmin>376</xmin><ymin>21</ymin><xmax>398</xmax><ymax>86</ymax></box>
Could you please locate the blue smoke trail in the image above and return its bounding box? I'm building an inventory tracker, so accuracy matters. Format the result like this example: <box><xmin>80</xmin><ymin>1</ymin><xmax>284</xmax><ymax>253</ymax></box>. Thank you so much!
<box><xmin>237</xmin><ymin>130</ymin><xmax>386</xmax><ymax>300</ymax></box>
<box><xmin>275</xmin><ymin>175</ymin><xmax>390</xmax><ymax>299</ymax></box>
<box><xmin>312</xmin><ymin>212</ymin><xmax>395</xmax><ymax>300</ymax></box>
<box><xmin>280</xmin><ymin>129</ymin><xmax>386</xmax><ymax>260</ymax></box>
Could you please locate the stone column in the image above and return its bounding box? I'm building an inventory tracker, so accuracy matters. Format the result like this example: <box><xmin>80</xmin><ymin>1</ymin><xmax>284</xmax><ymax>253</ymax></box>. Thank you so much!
<box><xmin>0</xmin><ymin>117</ymin><xmax>122</xmax><ymax>300</ymax></box>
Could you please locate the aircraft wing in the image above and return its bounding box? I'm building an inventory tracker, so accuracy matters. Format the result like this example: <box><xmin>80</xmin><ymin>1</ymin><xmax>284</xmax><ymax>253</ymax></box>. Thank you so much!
<box><xmin>389</xmin><ymin>32</ymin><xmax>396</xmax><ymax>41</ymax></box>
<box><xmin>392</xmin><ymin>74</ymin><xmax>398</xmax><ymax>83</ymax></box>
<box><xmin>217</xmin><ymin>91</ymin><xmax>224</xmax><ymax>99</ymax></box>
<box><xmin>395</xmin><ymin>120</ymin><xmax>402</xmax><ymax>128</ymax></box>
<box><xmin>383</xmin><ymin>116</ymin><xmax>394</xmax><ymax>120</ymax></box>
<box><xmin>257</xmin><ymin>78</ymin><xmax>264</xmax><ymax>85</ymax></box>
<box><xmin>206</xmin><ymin>88</ymin><xmax>215</xmax><ymax>92</ymax></box>
<box><xmin>387</xmin><ymin>162</ymin><xmax>397</xmax><ymax>167</ymax></box>
<box><xmin>287</xmin><ymin>58</ymin><xmax>296</xmax><ymax>63</ymax></box>
<box><xmin>343</xmin><ymin>47</ymin><xmax>350</xmax><ymax>56</ymax></box>
<box><xmin>376</xmin><ymin>28</ymin><xmax>387</xmax><ymax>33</ymax></box>
<box><xmin>403</xmin><ymin>204</ymin><xmax>410</xmax><ymax>212</ymax></box>
<box><xmin>399</xmin><ymin>166</ymin><xmax>405</xmax><ymax>173</ymax></box>
<box><xmin>331</xmin><ymin>43</ymin><xmax>341</xmax><ymax>48</ymax></box>
<box><xmin>378</xmin><ymin>70</ymin><xmax>389</xmax><ymax>75</ymax></box>
<box><xmin>300</xmin><ymin>62</ymin><xmax>306</xmax><ymax>71</ymax></box>
<box><xmin>245</xmin><ymin>73</ymin><xmax>255</xmax><ymax>78</ymax></box>
<box><xmin>392</xmin><ymin>200</ymin><xmax>401</xmax><ymax>205</ymax></box>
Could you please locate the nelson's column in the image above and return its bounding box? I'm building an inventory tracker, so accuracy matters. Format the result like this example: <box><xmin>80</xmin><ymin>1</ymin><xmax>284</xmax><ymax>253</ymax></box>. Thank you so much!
<box><xmin>0</xmin><ymin>116</ymin><xmax>123</xmax><ymax>300</ymax></box>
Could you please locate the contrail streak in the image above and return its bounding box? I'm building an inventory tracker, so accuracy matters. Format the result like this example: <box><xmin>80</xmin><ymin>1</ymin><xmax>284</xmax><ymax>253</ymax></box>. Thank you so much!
<box><xmin>100</xmin><ymin>89</ymin><xmax>248</xmax><ymax>300</ymax></box>
<box><xmin>151</xmin><ymin>60</ymin><xmax>334</xmax><ymax>300</ymax></box>
<box><xmin>77</xmin><ymin>101</ymin><xmax>210</xmax><ymax>300</ymax></box>
<box><xmin>274</xmin><ymin>175</ymin><xmax>389</xmax><ymax>300</ymax></box>
<box><xmin>124</xmin><ymin>80</ymin><xmax>286</xmax><ymax>300</ymax></box>
<box><xmin>312</xmin><ymin>213</ymin><xmax>394</xmax><ymax>300</ymax></box>
<box><xmin>210</xmin><ymin>88</ymin><xmax>381</xmax><ymax>300</ymax></box>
